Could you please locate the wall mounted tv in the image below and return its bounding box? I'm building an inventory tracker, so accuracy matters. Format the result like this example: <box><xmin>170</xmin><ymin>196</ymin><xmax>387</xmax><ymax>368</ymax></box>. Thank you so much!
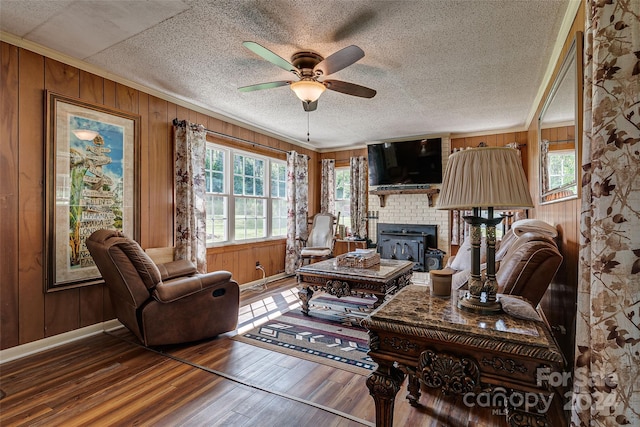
<box><xmin>367</xmin><ymin>138</ymin><xmax>443</xmax><ymax>187</ymax></box>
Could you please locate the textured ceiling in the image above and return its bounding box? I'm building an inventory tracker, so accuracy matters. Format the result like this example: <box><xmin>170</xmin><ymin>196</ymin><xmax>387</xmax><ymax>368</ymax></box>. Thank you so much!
<box><xmin>0</xmin><ymin>0</ymin><xmax>571</xmax><ymax>150</ymax></box>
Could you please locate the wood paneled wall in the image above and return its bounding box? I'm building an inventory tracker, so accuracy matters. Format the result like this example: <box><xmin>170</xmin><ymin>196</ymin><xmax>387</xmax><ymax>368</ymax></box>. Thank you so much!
<box><xmin>0</xmin><ymin>42</ymin><xmax>317</xmax><ymax>350</ymax></box>
<box><xmin>527</xmin><ymin>4</ymin><xmax>584</xmax><ymax>364</ymax></box>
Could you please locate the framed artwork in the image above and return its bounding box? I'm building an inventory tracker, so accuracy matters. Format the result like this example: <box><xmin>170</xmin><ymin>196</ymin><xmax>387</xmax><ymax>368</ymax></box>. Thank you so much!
<box><xmin>45</xmin><ymin>91</ymin><xmax>140</xmax><ymax>292</ymax></box>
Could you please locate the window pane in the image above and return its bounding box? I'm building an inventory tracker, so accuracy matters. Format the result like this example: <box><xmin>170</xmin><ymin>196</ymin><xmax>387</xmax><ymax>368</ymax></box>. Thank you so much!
<box><xmin>255</xmin><ymin>178</ymin><xmax>263</xmax><ymax>196</ymax></box>
<box><xmin>205</xmin><ymin>195</ymin><xmax>227</xmax><ymax>244</ymax></box>
<box><xmin>336</xmin><ymin>200</ymin><xmax>351</xmax><ymax>227</ymax></box>
<box><xmin>235</xmin><ymin>218</ymin><xmax>246</xmax><ymax>240</ymax></box>
<box><xmin>213</xmin><ymin>196</ymin><xmax>225</xmax><ymax>216</ymax></box>
<box><xmin>246</xmin><ymin>198</ymin><xmax>256</xmax><ymax>215</ymax></box>
<box><xmin>235</xmin><ymin>197</ymin><xmax>266</xmax><ymax>240</ymax></box>
<box><xmin>245</xmin><ymin>176</ymin><xmax>254</xmax><ymax>195</ymax></box>
<box><xmin>336</xmin><ymin>169</ymin><xmax>351</xmax><ymax>200</ymax></box>
<box><xmin>205</xmin><ymin>170</ymin><xmax>212</xmax><ymax>192</ymax></box>
<box><xmin>271</xmin><ymin>199</ymin><xmax>287</xmax><ymax>237</ymax></box>
<box><xmin>212</xmin><ymin>172</ymin><xmax>223</xmax><ymax>193</ymax></box>
<box><xmin>247</xmin><ymin>218</ymin><xmax>256</xmax><ymax>238</ymax></box>
<box><xmin>233</xmin><ymin>175</ymin><xmax>243</xmax><ymax>195</ymax></box>
<box><xmin>205</xmin><ymin>147</ymin><xmax>229</xmax><ymax>244</ymax></box>
<box><xmin>245</xmin><ymin>157</ymin><xmax>254</xmax><ymax>176</ymax></box>
<box><xmin>234</xmin><ymin>155</ymin><xmax>243</xmax><ymax>173</ymax></box>
<box><xmin>212</xmin><ymin>150</ymin><xmax>223</xmax><ymax>172</ymax></box>
<box><xmin>236</xmin><ymin>197</ymin><xmax>245</xmax><ymax>213</ymax></box>
<box><xmin>335</xmin><ymin>168</ymin><xmax>351</xmax><ymax>226</ymax></box>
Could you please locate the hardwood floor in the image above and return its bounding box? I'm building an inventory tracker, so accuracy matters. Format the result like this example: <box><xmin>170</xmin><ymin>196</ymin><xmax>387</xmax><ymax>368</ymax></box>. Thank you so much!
<box><xmin>0</xmin><ymin>278</ymin><xmax>563</xmax><ymax>426</ymax></box>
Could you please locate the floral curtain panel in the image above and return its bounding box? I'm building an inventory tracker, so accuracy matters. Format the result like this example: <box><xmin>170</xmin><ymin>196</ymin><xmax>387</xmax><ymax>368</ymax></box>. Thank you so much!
<box><xmin>174</xmin><ymin>120</ymin><xmax>207</xmax><ymax>273</ymax></box>
<box><xmin>284</xmin><ymin>151</ymin><xmax>309</xmax><ymax>274</ymax></box>
<box><xmin>320</xmin><ymin>159</ymin><xmax>335</xmax><ymax>214</ymax></box>
<box><xmin>349</xmin><ymin>156</ymin><xmax>368</xmax><ymax>238</ymax></box>
<box><xmin>572</xmin><ymin>1</ymin><xmax>639</xmax><ymax>425</ymax></box>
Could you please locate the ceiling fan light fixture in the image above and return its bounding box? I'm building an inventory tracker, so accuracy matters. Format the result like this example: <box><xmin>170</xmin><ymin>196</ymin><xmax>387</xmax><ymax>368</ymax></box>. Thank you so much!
<box><xmin>290</xmin><ymin>80</ymin><xmax>326</xmax><ymax>103</ymax></box>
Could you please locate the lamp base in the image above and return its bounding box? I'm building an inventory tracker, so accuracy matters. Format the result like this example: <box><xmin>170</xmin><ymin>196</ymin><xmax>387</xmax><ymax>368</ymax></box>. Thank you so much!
<box><xmin>458</xmin><ymin>293</ymin><xmax>503</xmax><ymax>315</ymax></box>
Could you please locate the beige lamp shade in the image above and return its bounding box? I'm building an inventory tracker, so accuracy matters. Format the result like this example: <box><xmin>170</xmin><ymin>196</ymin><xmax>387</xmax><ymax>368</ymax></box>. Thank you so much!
<box><xmin>436</xmin><ymin>147</ymin><xmax>533</xmax><ymax>210</ymax></box>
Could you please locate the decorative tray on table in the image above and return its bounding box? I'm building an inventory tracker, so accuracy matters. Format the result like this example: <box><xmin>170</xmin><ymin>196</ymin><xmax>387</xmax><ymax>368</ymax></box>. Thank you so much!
<box><xmin>336</xmin><ymin>249</ymin><xmax>380</xmax><ymax>268</ymax></box>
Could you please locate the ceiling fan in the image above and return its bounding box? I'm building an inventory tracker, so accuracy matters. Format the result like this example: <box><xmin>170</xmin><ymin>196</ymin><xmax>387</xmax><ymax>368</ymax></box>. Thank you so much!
<box><xmin>238</xmin><ymin>41</ymin><xmax>376</xmax><ymax>112</ymax></box>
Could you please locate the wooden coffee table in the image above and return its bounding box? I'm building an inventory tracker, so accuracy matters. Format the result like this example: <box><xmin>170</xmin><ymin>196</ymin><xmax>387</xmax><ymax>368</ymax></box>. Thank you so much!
<box><xmin>296</xmin><ymin>258</ymin><xmax>414</xmax><ymax>316</ymax></box>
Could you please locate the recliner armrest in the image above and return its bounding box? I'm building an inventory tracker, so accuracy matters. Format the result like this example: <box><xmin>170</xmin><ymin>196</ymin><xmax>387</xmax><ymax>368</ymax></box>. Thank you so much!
<box><xmin>156</xmin><ymin>259</ymin><xmax>198</xmax><ymax>281</ymax></box>
<box><xmin>153</xmin><ymin>271</ymin><xmax>233</xmax><ymax>303</ymax></box>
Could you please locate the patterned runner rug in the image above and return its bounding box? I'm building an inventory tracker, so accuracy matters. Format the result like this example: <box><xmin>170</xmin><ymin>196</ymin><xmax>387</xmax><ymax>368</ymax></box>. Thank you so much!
<box><xmin>232</xmin><ymin>294</ymin><xmax>377</xmax><ymax>375</ymax></box>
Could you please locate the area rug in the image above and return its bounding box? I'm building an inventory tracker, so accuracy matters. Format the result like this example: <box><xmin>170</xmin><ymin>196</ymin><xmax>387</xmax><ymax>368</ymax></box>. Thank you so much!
<box><xmin>232</xmin><ymin>294</ymin><xmax>377</xmax><ymax>375</ymax></box>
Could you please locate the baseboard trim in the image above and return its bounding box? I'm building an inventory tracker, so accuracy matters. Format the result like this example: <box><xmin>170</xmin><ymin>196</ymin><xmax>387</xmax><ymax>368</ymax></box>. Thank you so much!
<box><xmin>239</xmin><ymin>273</ymin><xmax>290</xmax><ymax>291</ymax></box>
<box><xmin>0</xmin><ymin>319</ymin><xmax>123</xmax><ymax>365</ymax></box>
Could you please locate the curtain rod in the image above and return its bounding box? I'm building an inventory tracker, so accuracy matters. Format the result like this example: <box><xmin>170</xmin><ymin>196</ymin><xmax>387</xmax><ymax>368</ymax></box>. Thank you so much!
<box><xmin>172</xmin><ymin>118</ymin><xmax>308</xmax><ymax>158</ymax></box>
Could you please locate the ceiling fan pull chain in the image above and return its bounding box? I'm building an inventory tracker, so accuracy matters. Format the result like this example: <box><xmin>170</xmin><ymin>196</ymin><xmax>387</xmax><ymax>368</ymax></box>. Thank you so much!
<box><xmin>307</xmin><ymin>112</ymin><xmax>310</xmax><ymax>143</ymax></box>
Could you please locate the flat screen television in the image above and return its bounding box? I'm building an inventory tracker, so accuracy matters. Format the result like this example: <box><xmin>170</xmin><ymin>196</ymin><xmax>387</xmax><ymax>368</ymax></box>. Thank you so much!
<box><xmin>367</xmin><ymin>138</ymin><xmax>442</xmax><ymax>187</ymax></box>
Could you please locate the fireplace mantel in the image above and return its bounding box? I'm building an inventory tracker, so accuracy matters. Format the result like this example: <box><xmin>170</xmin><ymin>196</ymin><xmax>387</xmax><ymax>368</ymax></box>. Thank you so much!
<box><xmin>369</xmin><ymin>188</ymin><xmax>440</xmax><ymax>207</ymax></box>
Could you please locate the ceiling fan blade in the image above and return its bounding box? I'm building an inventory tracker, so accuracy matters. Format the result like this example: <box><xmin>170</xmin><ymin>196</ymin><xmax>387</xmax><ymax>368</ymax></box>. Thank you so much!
<box><xmin>242</xmin><ymin>41</ymin><xmax>296</xmax><ymax>73</ymax></box>
<box><xmin>324</xmin><ymin>80</ymin><xmax>376</xmax><ymax>98</ymax></box>
<box><xmin>238</xmin><ymin>81</ymin><xmax>290</xmax><ymax>92</ymax></box>
<box><xmin>314</xmin><ymin>45</ymin><xmax>364</xmax><ymax>76</ymax></box>
<box><xmin>303</xmin><ymin>100</ymin><xmax>318</xmax><ymax>112</ymax></box>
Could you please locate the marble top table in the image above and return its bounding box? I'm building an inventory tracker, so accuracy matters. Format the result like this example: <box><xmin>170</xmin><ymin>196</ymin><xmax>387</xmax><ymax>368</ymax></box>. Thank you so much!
<box><xmin>296</xmin><ymin>258</ymin><xmax>414</xmax><ymax>316</ymax></box>
<box><xmin>363</xmin><ymin>285</ymin><xmax>565</xmax><ymax>427</ymax></box>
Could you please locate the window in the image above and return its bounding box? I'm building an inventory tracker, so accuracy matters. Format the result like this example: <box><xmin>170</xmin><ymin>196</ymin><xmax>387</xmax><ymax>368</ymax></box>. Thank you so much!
<box><xmin>204</xmin><ymin>147</ymin><xmax>228</xmax><ymax>243</ymax></box>
<box><xmin>335</xmin><ymin>167</ymin><xmax>351</xmax><ymax>228</ymax></box>
<box><xmin>548</xmin><ymin>150</ymin><xmax>576</xmax><ymax>190</ymax></box>
<box><xmin>204</xmin><ymin>143</ymin><xmax>286</xmax><ymax>245</ymax></box>
<box><xmin>271</xmin><ymin>162</ymin><xmax>287</xmax><ymax>237</ymax></box>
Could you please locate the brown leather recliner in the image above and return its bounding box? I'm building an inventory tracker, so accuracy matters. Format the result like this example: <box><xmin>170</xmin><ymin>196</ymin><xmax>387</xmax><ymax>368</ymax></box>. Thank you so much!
<box><xmin>86</xmin><ymin>229</ymin><xmax>239</xmax><ymax>346</ymax></box>
<box><xmin>495</xmin><ymin>231</ymin><xmax>563</xmax><ymax>307</ymax></box>
<box><xmin>447</xmin><ymin>229</ymin><xmax>563</xmax><ymax>307</ymax></box>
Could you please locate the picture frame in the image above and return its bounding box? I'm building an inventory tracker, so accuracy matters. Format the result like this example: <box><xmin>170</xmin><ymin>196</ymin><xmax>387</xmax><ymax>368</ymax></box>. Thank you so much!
<box><xmin>45</xmin><ymin>91</ymin><xmax>140</xmax><ymax>292</ymax></box>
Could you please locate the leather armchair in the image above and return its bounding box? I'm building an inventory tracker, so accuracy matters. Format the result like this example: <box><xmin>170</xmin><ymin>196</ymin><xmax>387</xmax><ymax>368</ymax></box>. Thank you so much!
<box><xmin>447</xmin><ymin>227</ymin><xmax>563</xmax><ymax>307</ymax></box>
<box><xmin>86</xmin><ymin>229</ymin><xmax>239</xmax><ymax>346</ymax></box>
<box><xmin>495</xmin><ymin>231</ymin><xmax>563</xmax><ymax>307</ymax></box>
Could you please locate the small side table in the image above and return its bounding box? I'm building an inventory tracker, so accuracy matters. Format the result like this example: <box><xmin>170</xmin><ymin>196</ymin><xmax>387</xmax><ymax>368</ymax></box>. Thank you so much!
<box><xmin>363</xmin><ymin>285</ymin><xmax>565</xmax><ymax>427</ymax></box>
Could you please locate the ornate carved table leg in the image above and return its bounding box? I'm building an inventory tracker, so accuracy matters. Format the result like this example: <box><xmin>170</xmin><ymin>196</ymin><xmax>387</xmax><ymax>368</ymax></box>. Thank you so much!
<box><xmin>372</xmin><ymin>293</ymin><xmax>386</xmax><ymax>308</ymax></box>
<box><xmin>298</xmin><ymin>285</ymin><xmax>313</xmax><ymax>316</ymax></box>
<box><xmin>366</xmin><ymin>359</ymin><xmax>405</xmax><ymax>427</ymax></box>
<box><xmin>406</xmin><ymin>370</ymin><xmax>422</xmax><ymax>407</ymax></box>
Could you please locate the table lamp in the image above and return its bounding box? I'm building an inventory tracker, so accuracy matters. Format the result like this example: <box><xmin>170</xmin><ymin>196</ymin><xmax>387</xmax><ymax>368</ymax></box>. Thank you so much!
<box><xmin>437</xmin><ymin>147</ymin><xmax>533</xmax><ymax>314</ymax></box>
